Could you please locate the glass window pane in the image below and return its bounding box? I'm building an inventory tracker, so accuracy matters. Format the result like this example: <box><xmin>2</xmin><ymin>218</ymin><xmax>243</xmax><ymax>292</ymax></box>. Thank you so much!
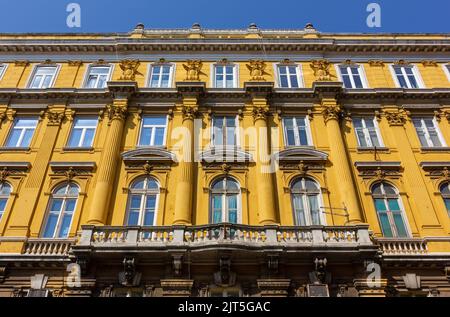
<box><xmin>139</xmin><ymin>127</ymin><xmax>152</xmax><ymax>146</ymax></box>
<box><xmin>145</xmin><ymin>195</ymin><xmax>156</xmax><ymax>209</ymax></box>
<box><xmin>393</xmin><ymin>213</ymin><xmax>408</xmax><ymax>237</ymax></box>
<box><xmin>280</xmin><ymin>75</ymin><xmax>289</xmax><ymax>88</ymax></box>
<box><xmin>226</xmin><ymin>179</ymin><xmax>239</xmax><ymax>191</ymax></box>
<box><xmin>308</xmin><ymin>195</ymin><xmax>321</xmax><ymax>225</ymax></box>
<box><xmin>82</xmin><ymin>128</ymin><xmax>95</xmax><ymax>147</ymax></box>
<box><xmin>292</xmin><ymin>195</ymin><xmax>306</xmax><ymax>226</ymax></box>
<box><xmin>397</xmin><ymin>74</ymin><xmax>408</xmax><ymax>88</ymax></box>
<box><xmin>342</xmin><ymin>75</ymin><xmax>353</xmax><ymax>88</ymax></box>
<box><xmin>127</xmin><ymin>211</ymin><xmax>139</xmax><ymax>226</ymax></box>
<box><xmin>378</xmin><ymin>213</ymin><xmax>393</xmax><ymax>237</ymax></box>
<box><xmin>0</xmin><ymin>183</ymin><xmax>11</xmax><ymax>195</ymax></box>
<box><xmin>383</xmin><ymin>184</ymin><xmax>397</xmax><ymax>195</ymax></box>
<box><xmin>153</xmin><ymin>127</ymin><xmax>165</xmax><ymax>146</ymax></box>
<box><xmin>278</xmin><ymin>66</ymin><xmax>287</xmax><ymax>74</ymax></box>
<box><xmin>444</xmin><ymin>198</ymin><xmax>450</xmax><ymax>212</ymax></box>
<box><xmin>68</xmin><ymin>129</ymin><xmax>82</xmax><ymax>147</ymax></box>
<box><xmin>298</xmin><ymin>127</ymin><xmax>308</xmax><ymax>145</ymax></box>
<box><xmin>20</xmin><ymin>129</ymin><xmax>34</xmax><ymax>147</ymax></box>
<box><xmin>440</xmin><ymin>183</ymin><xmax>450</xmax><ymax>195</ymax></box>
<box><xmin>212</xmin><ymin>195</ymin><xmax>222</xmax><ymax>223</ymax></box>
<box><xmin>304</xmin><ymin>179</ymin><xmax>318</xmax><ymax>191</ymax></box>
<box><xmin>58</xmin><ymin>214</ymin><xmax>72</xmax><ymax>238</ymax></box>
<box><xmin>143</xmin><ymin>211</ymin><xmax>154</xmax><ymax>226</ymax></box>
<box><xmin>43</xmin><ymin>214</ymin><xmax>58</xmax><ymax>238</ymax></box>
<box><xmin>64</xmin><ymin>199</ymin><xmax>76</xmax><ymax>212</ymax></box>
<box><xmin>374</xmin><ymin>199</ymin><xmax>386</xmax><ymax>211</ymax></box>
<box><xmin>143</xmin><ymin>117</ymin><xmax>166</xmax><ymax>126</ymax></box>
<box><xmin>227</xmin><ymin>195</ymin><xmax>238</xmax><ymax>223</ymax></box>
<box><xmin>130</xmin><ymin>195</ymin><xmax>142</xmax><ymax>209</ymax></box>
<box><xmin>50</xmin><ymin>199</ymin><xmax>63</xmax><ymax>212</ymax></box>
<box><xmin>146</xmin><ymin>178</ymin><xmax>159</xmax><ymax>190</ymax></box>
<box><xmin>387</xmin><ymin>199</ymin><xmax>401</xmax><ymax>211</ymax></box>
<box><xmin>6</xmin><ymin>129</ymin><xmax>21</xmax><ymax>147</ymax></box>
<box><xmin>0</xmin><ymin>199</ymin><xmax>7</xmax><ymax>212</ymax></box>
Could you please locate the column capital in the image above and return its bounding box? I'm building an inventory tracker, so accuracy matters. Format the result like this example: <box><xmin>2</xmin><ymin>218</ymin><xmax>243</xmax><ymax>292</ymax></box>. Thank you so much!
<box><xmin>106</xmin><ymin>99</ymin><xmax>128</xmax><ymax>123</ymax></box>
<box><xmin>382</xmin><ymin>106</ymin><xmax>409</xmax><ymax>126</ymax></box>
<box><xmin>322</xmin><ymin>103</ymin><xmax>343</xmax><ymax>123</ymax></box>
<box><xmin>45</xmin><ymin>107</ymin><xmax>66</xmax><ymax>126</ymax></box>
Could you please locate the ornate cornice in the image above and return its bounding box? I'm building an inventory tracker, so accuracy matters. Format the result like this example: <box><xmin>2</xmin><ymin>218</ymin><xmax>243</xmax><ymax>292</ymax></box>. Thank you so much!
<box><xmin>0</xmin><ymin>37</ymin><xmax>448</xmax><ymax>54</ymax></box>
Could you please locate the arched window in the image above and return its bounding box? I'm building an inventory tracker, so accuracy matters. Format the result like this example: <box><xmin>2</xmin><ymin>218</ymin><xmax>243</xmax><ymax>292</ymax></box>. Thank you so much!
<box><xmin>42</xmin><ymin>183</ymin><xmax>79</xmax><ymax>238</ymax></box>
<box><xmin>440</xmin><ymin>182</ymin><xmax>450</xmax><ymax>215</ymax></box>
<box><xmin>371</xmin><ymin>182</ymin><xmax>409</xmax><ymax>238</ymax></box>
<box><xmin>290</xmin><ymin>177</ymin><xmax>323</xmax><ymax>226</ymax></box>
<box><xmin>210</xmin><ymin>177</ymin><xmax>240</xmax><ymax>224</ymax></box>
<box><xmin>126</xmin><ymin>176</ymin><xmax>159</xmax><ymax>226</ymax></box>
<box><xmin>0</xmin><ymin>182</ymin><xmax>12</xmax><ymax>221</ymax></box>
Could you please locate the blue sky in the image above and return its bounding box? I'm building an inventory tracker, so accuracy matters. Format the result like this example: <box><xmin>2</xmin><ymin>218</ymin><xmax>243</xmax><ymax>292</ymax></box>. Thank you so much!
<box><xmin>0</xmin><ymin>0</ymin><xmax>448</xmax><ymax>33</ymax></box>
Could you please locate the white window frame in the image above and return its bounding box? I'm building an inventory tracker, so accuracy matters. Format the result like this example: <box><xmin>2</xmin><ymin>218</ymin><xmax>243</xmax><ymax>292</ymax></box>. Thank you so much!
<box><xmin>146</xmin><ymin>63</ymin><xmax>175</xmax><ymax>88</ymax></box>
<box><xmin>125</xmin><ymin>177</ymin><xmax>160</xmax><ymax>226</ymax></box>
<box><xmin>67</xmin><ymin>117</ymin><xmax>98</xmax><ymax>148</ymax></box>
<box><xmin>0</xmin><ymin>182</ymin><xmax>12</xmax><ymax>222</ymax></box>
<box><xmin>138</xmin><ymin>115</ymin><xmax>168</xmax><ymax>147</ymax></box>
<box><xmin>336</xmin><ymin>64</ymin><xmax>369</xmax><ymax>89</ymax></box>
<box><xmin>282</xmin><ymin>116</ymin><xmax>313</xmax><ymax>147</ymax></box>
<box><xmin>82</xmin><ymin>64</ymin><xmax>113</xmax><ymax>89</ymax></box>
<box><xmin>41</xmin><ymin>183</ymin><xmax>79</xmax><ymax>239</ymax></box>
<box><xmin>5</xmin><ymin>117</ymin><xmax>38</xmax><ymax>148</ymax></box>
<box><xmin>443</xmin><ymin>64</ymin><xmax>450</xmax><ymax>82</ymax></box>
<box><xmin>27</xmin><ymin>64</ymin><xmax>60</xmax><ymax>89</ymax></box>
<box><xmin>389</xmin><ymin>64</ymin><xmax>425</xmax><ymax>89</ymax></box>
<box><xmin>372</xmin><ymin>182</ymin><xmax>411</xmax><ymax>238</ymax></box>
<box><xmin>209</xmin><ymin>177</ymin><xmax>242</xmax><ymax>224</ymax></box>
<box><xmin>290</xmin><ymin>177</ymin><xmax>326</xmax><ymax>226</ymax></box>
<box><xmin>413</xmin><ymin>117</ymin><xmax>447</xmax><ymax>147</ymax></box>
<box><xmin>211</xmin><ymin>63</ymin><xmax>238</xmax><ymax>88</ymax></box>
<box><xmin>274</xmin><ymin>63</ymin><xmax>304</xmax><ymax>88</ymax></box>
<box><xmin>353</xmin><ymin>117</ymin><xmax>384</xmax><ymax>148</ymax></box>
<box><xmin>0</xmin><ymin>64</ymin><xmax>8</xmax><ymax>81</ymax></box>
<box><xmin>211</xmin><ymin>115</ymin><xmax>240</xmax><ymax>148</ymax></box>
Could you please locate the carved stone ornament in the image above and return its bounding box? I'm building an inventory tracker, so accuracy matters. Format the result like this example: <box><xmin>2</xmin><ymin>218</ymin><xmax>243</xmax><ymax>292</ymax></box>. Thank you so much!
<box><xmin>246</xmin><ymin>60</ymin><xmax>268</xmax><ymax>81</ymax></box>
<box><xmin>310</xmin><ymin>59</ymin><xmax>333</xmax><ymax>81</ymax></box>
<box><xmin>183</xmin><ymin>60</ymin><xmax>203</xmax><ymax>81</ymax></box>
<box><xmin>182</xmin><ymin>105</ymin><xmax>198</xmax><ymax>121</ymax></box>
<box><xmin>0</xmin><ymin>167</ymin><xmax>9</xmax><ymax>182</ymax></box>
<box><xmin>368</xmin><ymin>60</ymin><xmax>385</xmax><ymax>67</ymax></box>
<box><xmin>383</xmin><ymin>108</ymin><xmax>409</xmax><ymax>126</ymax></box>
<box><xmin>46</xmin><ymin>110</ymin><xmax>65</xmax><ymax>126</ymax></box>
<box><xmin>119</xmin><ymin>60</ymin><xmax>141</xmax><ymax>81</ymax></box>
<box><xmin>107</xmin><ymin>102</ymin><xmax>128</xmax><ymax>122</ymax></box>
<box><xmin>323</xmin><ymin>104</ymin><xmax>342</xmax><ymax>123</ymax></box>
<box><xmin>252</xmin><ymin>105</ymin><xmax>270</xmax><ymax>121</ymax></box>
<box><xmin>421</xmin><ymin>60</ymin><xmax>438</xmax><ymax>67</ymax></box>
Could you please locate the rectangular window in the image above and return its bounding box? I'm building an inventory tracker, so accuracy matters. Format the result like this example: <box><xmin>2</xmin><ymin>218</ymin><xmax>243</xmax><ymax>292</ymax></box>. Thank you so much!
<box><xmin>0</xmin><ymin>64</ymin><xmax>7</xmax><ymax>81</ymax></box>
<box><xmin>67</xmin><ymin>117</ymin><xmax>98</xmax><ymax>147</ymax></box>
<box><xmin>5</xmin><ymin>118</ymin><xmax>38</xmax><ymax>148</ymax></box>
<box><xmin>338</xmin><ymin>65</ymin><xmax>366</xmax><ymax>88</ymax></box>
<box><xmin>353</xmin><ymin>117</ymin><xmax>383</xmax><ymax>147</ymax></box>
<box><xmin>84</xmin><ymin>66</ymin><xmax>111</xmax><ymax>88</ymax></box>
<box><xmin>148</xmin><ymin>64</ymin><xmax>173</xmax><ymax>88</ymax></box>
<box><xmin>138</xmin><ymin>116</ymin><xmax>167</xmax><ymax>146</ymax></box>
<box><xmin>28</xmin><ymin>66</ymin><xmax>57</xmax><ymax>89</ymax></box>
<box><xmin>283</xmin><ymin>117</ymin><xmax>312</xmax><ymax>146</ymax></box>
<box><xmin>212</xmin><ymin>116</ymin><xmax>238</xmax><ymax>147</ymax></box>
<box><xmin>277</xmin><ymin>65</ymin><xmax>301</xmax><ymax>88</ymax></box>
<box><xmin>214</xmin><ymin>65</ymin><xmax>236</xmax><ymax>88</ymax></box>
<box><xmin>413</xmin><ymin>118</ymin><xmax>446</xmax><ymax>147</ymax></box>
<box><xmin>392</xmin><ymin>65</ymin><xmax>421</xmax><ymax>89</ymax></box>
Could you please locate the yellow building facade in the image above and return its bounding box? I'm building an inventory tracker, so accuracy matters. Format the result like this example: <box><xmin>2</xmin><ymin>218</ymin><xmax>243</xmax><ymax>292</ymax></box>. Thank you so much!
<box><xmin>0</xmin><ymin>23</ymin><xmax>449</xmax><ymax>297</ymax></box>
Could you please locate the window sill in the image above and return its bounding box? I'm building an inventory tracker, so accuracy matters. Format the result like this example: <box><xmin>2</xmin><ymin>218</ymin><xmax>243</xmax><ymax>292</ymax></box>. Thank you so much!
<box><xmin>285</xmin><ymin>145</ymin><xmax>315</xmax><ymax>149</ymax></box>
<box><xmin>136</xmin><ymin>145</ymin><xmax>167</xmax><ymax>149</ymax></box>
<box><xmin>62</xmin><ymin>147</ymin><xmax>95</xmax><ymax>153</ymax></box>
<box><xmin>357</xmin><ymin>147</ymin><xmax>389</xmax><ymax>152</ymax></box>
<box><xmin>420</xmin><ymin>147</ymin><xmax>450</xmax><ymax>152</ymax></box>
<box><xmin>0</xmin><ymin>147</ymin><xmax>31</xmax><ymax>152</ymax></box>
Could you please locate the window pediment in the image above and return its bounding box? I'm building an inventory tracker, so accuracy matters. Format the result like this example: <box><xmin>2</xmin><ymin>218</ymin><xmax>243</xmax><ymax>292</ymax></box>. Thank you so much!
<box><xmin>122</xmin><ymin>148</ymin><xmax>176</xmax><ymax>168</ymax></box>
<box><xmin>274</xmin><ymin>147</ymin><xmax>328</xmax><ymax>164</ymax></box>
